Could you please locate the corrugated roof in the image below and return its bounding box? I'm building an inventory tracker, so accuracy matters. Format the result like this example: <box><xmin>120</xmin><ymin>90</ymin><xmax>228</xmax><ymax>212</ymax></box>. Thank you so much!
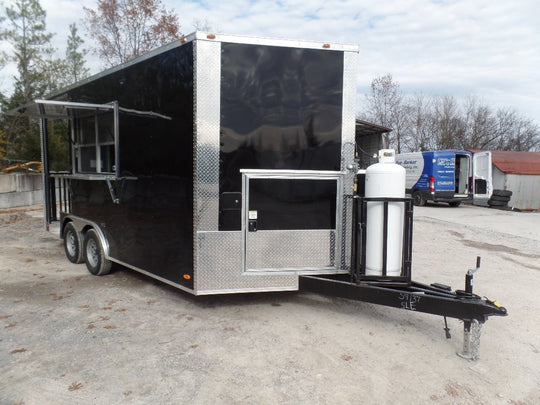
<box><xmin>470</xmin><ymin>150</ymin><xmax>540</xmax><ymax>175</ymax></box>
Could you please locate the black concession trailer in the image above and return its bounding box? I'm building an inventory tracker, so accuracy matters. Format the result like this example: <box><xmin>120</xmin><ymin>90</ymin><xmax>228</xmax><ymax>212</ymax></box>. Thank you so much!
<box><xmin>8</xmin><ymin>32</ymin><xmax>505</xmax><ymax>359</ymax></box>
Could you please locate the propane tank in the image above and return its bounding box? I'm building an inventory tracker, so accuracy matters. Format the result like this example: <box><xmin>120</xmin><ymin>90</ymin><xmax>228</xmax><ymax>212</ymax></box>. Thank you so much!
<box><xmin>365</xmin><ymin>149</ymin><xmax>406</xmax><ymax>276</ymax></box>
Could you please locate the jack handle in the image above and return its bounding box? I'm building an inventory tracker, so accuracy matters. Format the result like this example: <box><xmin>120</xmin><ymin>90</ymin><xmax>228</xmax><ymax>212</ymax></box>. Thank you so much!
<box><xmin>466</xmin><ymin>256</ymin><xmax>481</xmax><ymax>294</ymax></box>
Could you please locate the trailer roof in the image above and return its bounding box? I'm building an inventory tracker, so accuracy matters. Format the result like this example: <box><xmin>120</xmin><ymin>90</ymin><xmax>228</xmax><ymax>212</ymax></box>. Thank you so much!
<box><xmin>4</xmin><ymin>31</ymin><xmax>358</xmax><ymax>118</ymax></box>
<box><xmin>470</xmin><ymin>150</ymin><xmax>540</xmax><ymax>175</ymax></box>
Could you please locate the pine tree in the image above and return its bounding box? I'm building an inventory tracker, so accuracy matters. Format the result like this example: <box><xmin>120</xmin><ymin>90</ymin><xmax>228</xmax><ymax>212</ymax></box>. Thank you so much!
<box><xmin>0</xmin><ymin>0</ymin><xmax>55</xmax><ymax>161</ymax></box>
<box><xmin>66</xmin><ymin>23</ymin><xmax>90</xmax><ymax>83</ymax></box>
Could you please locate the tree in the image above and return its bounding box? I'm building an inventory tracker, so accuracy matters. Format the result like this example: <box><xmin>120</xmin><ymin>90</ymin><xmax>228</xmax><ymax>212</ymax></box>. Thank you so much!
<box><xmin>1</xmin><ymin>0</ymin><xmax>54</xmax><ymax>102</ymax></box>
<box><xmin>364</xmin><ymin>74</ymin><xmax>408</xmax><ymax>152</ymax></box>
<box><xmin>0</xmin><ymin>129</ymin><xmax>9</xmax><ymax>164</ymax></box>
<box><xmin>432</xmin><ymin>96</ymin><xmax>463</xmax><ymax>149</ymax></box>
<box><xmin>362</xmin><ymin>73</ymin><xmax>540</xmax><ymax>152</ymax></box>
<box><xmin>0</xmin><ymin>0</ymin><xmax>56</xmax><ymax>162</ymax></box>
<box><xmin>461</xmin><ymin>96</ymin><xmax>497</xmax><ymax>150</ymax></box>
<box><xmin>496</xmin><ymin>110</ymin><xmax>540</xmax><ymax>151</ymax></box>
<box><xmin>408</xmin><ymin>93</ymin><xmax>436</xmax><ymax>151</ymax></box>
<box><xmin>66</xmin><ymin>23</ymin><xmax>90</xmax><ymax>83</ymax></box>
<box><xmin>84</xmin><ymin>0</ymin><xmax>181</xmax><ymax>67</ymax></box>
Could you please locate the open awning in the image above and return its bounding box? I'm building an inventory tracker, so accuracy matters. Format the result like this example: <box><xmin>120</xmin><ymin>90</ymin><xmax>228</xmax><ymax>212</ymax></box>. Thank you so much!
<box><xmin>5</xmin><ymin>99</ymin><xmax>171</xmax><ymax>120</ymax></box>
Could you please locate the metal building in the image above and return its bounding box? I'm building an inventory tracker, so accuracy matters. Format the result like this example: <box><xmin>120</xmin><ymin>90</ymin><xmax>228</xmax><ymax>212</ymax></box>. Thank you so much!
<box><xmin>472</xmin><ymin>150</ymin><xmax>540</xmax><ymax>211</ymax></box>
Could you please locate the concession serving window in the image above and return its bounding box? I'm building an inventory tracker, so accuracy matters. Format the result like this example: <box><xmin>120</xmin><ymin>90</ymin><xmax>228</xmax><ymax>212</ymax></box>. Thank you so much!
<box><xmin>30</xmin><ymin>99</ymin><xmax>122</xmax><ymax>178</ymax></box>
<box><xmin>17</xmin><ymin>99</ymin><xmax>172</xmax><ymax>179</ymax></box>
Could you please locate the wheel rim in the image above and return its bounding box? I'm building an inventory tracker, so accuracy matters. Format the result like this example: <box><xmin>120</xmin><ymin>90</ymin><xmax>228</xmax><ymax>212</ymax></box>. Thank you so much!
<box><xmin>66</xmin><ymin>231</ymin><xmax>77</xmax><ymax>256</ymax></box>
<box><xmin>86</xmin><ymin>239</ymin><xmax>99</xmax><ymax>268</ymax></box>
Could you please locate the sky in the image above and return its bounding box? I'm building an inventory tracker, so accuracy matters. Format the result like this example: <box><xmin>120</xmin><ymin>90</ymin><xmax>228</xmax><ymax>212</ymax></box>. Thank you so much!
<box><xmin>2</xmin><ymin>0</ymin><xmax>539</xmax><ymax>125</ymax></box>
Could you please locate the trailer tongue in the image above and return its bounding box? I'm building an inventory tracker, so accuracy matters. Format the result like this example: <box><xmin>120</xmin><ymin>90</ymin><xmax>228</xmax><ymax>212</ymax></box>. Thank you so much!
<box><xmin>299</xmin><ymin>267</ymin><xmax>507</xmax><ymax>360</ymax></box>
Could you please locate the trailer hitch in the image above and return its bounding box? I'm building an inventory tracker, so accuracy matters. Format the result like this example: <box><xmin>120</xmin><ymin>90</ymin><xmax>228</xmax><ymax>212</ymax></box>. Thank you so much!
<box><xmin>299</xmin><ymin>256</ymin><xmax>507</xmax><ymax>360</ymax></box>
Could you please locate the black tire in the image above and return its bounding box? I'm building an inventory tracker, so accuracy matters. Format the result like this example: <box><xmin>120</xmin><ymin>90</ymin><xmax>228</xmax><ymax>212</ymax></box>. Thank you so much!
<box><xmin>412</xmin><ymin>191</ymin><xmax>426</xmax><ymax>206</ymax></box>
<box><xmin>492</xmin><ymin>189</ymin><xmax>512</xmax><ymax>198</ymax></box>
<box><xmin>83</xmin><ymin>229</ymin><xmax>112</xmax><ymax>276</ymax></box>
<box><xmin>487</xmin><ymin>199</ymin><xmax>508</xmax><ymax>207</ymax></box>
<box><xmin>63</xmin><ymin>222</ymin><xmax>83</xmax><ymax>264</ymax></box>
<box><xmin>448</xmin><ymin>201</ymin><xmax>461</xmax><ymax>207</ymax></box>
<box><xmin>489</xmin><ymin>194</ymin><xmax>511</xmax><ymax>202</ymax></box>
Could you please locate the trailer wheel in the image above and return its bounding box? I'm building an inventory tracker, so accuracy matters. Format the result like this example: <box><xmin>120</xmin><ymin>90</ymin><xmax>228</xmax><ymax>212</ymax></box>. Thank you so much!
<box><xmin>412</xmin><ymin>191</ymin><xmax>426</xmax><ymax>206</ymax></box>
<box><xmin>83</xmin><ymin>229</ymin><xmax>112</xmax><ymax>276</ymax></box>
<box><xmin>448</xmin><ymin>201</ymin><xmax>461</xmax><ymax>207</ymax></box>
<box><xmin>63</xmin><ymin>222</ymin><xmax>83</xmax><ymax>264</ymax></box>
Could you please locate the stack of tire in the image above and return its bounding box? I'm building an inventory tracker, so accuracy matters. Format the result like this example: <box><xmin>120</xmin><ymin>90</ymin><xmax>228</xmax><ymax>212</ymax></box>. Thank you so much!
<box><xmin>488</xmin><ymin>189</ymin><xmax>512</xmax><ymax>209</ymax></box>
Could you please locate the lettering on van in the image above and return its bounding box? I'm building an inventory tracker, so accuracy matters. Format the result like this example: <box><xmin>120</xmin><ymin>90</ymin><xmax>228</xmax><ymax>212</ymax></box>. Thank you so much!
<box><xmin>399</xmin><ymin>292</ymin><xmax>421</xmax><ymax>311</ymax></box>
<box><xmin>398</xmin><ymin>159</ymin><xmax>420</xmax><ymax>170</ymax></box>
<box><xmin>437</xmin><ymin>158</ymin><xmax>454</xmax><ymax>168</ymax></box>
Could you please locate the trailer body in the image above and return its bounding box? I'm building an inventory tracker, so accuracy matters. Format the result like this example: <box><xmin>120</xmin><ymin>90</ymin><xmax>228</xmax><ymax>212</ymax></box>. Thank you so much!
<box><xmin>24</xmin><ymin>32</ymin><xmax>359</xmax><ymax>294</ymax></box>
<box><xmin>395</xmin><ymin>150</ymin><xmax>472</xmax><ymax>206</ymax></box>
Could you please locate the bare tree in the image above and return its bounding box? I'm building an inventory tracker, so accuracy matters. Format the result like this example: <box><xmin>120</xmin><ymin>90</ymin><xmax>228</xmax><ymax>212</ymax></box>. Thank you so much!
<box><xmin>84</xmin><ymin>0</ymin><xmax>181</xmax><ymax>67</ymax></box>
<box><xmin>407</xmin><ymin>93</ymin><xmax>437</xmax><ymax>151</ymax></box>
<box><xmin>432</xmin><ymin>96</ymin><xmax>464</xmax><ymax>149</ymax></box>
<box><xmin>192</xmin><ymin>18</ymin><xmax>213</xmax><ymax>32</ymax></box>
<box><xmin>365</xmin><ymin>74</ymin><xmax>408</xmax><ymax>152</ymax></box>
<box><xmin>497</xmin><ymin>111</ymin><xmax>540</xmax><ymax>151</ymax></box>
<box><xmin>461</xmin><ymin>96</ymin><xmax>496</xmax><ymax>149</ymax></box>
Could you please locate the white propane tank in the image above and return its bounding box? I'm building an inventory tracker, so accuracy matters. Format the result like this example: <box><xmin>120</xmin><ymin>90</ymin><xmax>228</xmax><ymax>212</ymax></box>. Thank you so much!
<box><xmin>365</xmin><ymin>149</ymin><xmax>406</xmax><ymax>276</ymax></box>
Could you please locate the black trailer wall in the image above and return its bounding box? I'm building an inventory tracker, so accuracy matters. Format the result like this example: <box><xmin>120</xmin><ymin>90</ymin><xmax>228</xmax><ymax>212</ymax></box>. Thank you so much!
<box><xmin>219</xmin><ymin>43</ymin><xmax>344</xmax><ymax>230</ymax></box>
<box><xmin>59</xmin><ymin>43</ymin><xmax>195</xmax><ymax>288</ymax></box>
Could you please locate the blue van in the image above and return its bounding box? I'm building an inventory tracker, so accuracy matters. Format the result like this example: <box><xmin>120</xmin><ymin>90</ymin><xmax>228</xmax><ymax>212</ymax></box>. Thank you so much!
<box><xmin>395</xmin><ymin>150</ymin><xmax>472</xmax><ymax>206</ymax></box>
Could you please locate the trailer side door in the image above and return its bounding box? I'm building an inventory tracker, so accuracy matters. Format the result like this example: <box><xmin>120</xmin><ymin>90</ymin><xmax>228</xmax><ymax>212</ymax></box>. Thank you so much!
<box><xmin>241</xmin><ymin>170</ymin><xmax>343</xmax><ymax>274</ymax></box>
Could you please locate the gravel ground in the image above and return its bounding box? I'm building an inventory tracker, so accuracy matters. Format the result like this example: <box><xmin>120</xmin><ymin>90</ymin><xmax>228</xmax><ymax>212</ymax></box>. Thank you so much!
<box><xmin>0</xmin><ymin>204</ymin><xmax>539</xmax><ymax>404</ymax></box>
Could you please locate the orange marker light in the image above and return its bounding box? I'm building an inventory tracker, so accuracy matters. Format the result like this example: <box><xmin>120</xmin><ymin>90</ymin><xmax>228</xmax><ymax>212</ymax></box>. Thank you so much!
<box><xmin>207</xmin><ymin>34</ymin><xmax>216</xmax><ymax>39</ymax></box>
<box><xmin>183</xmin><ymin>274</ymin><xmax>191</xmax><ymax>280</ymax></box>
<box><xmin>322</xmin><ymin>44</ymin><xmax>331</xmax><ymax>49</ymax></box>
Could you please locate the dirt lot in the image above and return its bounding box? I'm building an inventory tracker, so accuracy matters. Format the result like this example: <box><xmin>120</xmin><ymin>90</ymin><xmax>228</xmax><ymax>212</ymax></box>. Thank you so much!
<box><xmin>1</xmin><ymin>204</ymin><xmax>539</xmax><ymax>404</ymax></box>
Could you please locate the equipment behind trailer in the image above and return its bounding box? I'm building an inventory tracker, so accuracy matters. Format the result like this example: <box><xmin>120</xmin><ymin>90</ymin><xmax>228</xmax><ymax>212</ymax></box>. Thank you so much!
<box><xmin>6</xmin><ymin>32</ymin><xmax>506</xmax><ymax>359</ymax></box>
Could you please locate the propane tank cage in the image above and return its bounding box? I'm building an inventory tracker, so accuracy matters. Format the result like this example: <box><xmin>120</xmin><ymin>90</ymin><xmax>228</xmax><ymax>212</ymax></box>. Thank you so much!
<box><xmin>351</xmin><ymin>196</ymin><xmax>414</xmax><ymax>285</ymax></box>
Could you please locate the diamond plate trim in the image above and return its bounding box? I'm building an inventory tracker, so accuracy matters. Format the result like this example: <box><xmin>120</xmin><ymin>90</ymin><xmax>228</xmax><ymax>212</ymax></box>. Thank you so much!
<box><xmin>194</xmin><ymin>39</ymin><xmax>221</xmax><ymax>232</ymax></box>
<box><xmin>196</xmin><ymin>231</ymin><xmax>298</xmax><ymax>293</ymax></box>
<box><xmin>245</xmin><ymin>230</ymin><xmax>336</xmax><ymax>271</ymax></box>
<box><xmin>339</xmin><ymin>50</ymin><xmax>358</xmax><ymax>270</ymax></box>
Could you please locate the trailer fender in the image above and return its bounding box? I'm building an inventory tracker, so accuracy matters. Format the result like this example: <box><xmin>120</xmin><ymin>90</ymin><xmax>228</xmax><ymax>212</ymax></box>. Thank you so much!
<box><xmin>60</xmin><ymin>215</ymin><xmax>111</xmax><ymax>260</ymax></box>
